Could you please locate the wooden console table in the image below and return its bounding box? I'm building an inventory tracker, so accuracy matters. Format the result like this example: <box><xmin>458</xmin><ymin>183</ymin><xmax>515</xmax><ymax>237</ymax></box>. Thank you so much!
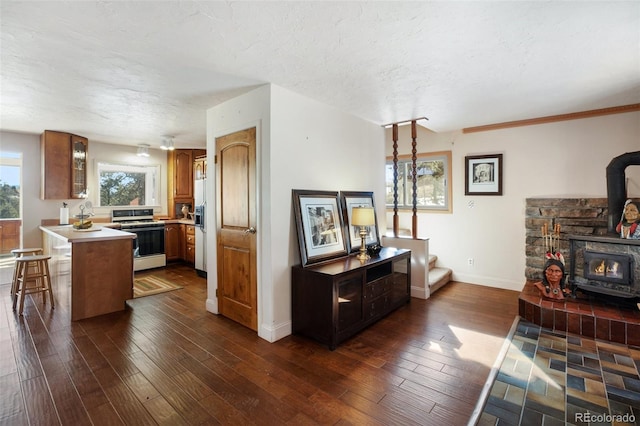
<box><xmin>292</xmin><ymin>247</ymin><xmax>411</xmax><ymax>349</ymax></box>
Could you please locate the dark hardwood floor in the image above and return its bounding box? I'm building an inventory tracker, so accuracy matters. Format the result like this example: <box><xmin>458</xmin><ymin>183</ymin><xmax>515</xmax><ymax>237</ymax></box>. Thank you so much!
<box><xmin>1</xmin><ymin>262</ymin><xmax>520</xmax><ymax>425</ymax></box>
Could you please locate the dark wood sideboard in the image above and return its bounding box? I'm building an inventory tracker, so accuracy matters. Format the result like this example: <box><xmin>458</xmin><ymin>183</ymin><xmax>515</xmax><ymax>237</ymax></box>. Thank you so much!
<box><xmin>292</xmin><ymin>247</ymin><xmax>411</xmax><ymax>350</ymax></box>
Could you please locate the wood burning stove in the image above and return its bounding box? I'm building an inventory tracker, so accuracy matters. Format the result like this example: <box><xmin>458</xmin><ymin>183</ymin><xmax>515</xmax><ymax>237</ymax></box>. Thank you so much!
<box><xmin>583</xmin><ymin>250</ymin><xmax>633</xmax><ymax>286</ymax></box>
<box><xmin>569</xmin><ymin>235</ymin><xmax>640</xmax><ymax>299</ymax></box>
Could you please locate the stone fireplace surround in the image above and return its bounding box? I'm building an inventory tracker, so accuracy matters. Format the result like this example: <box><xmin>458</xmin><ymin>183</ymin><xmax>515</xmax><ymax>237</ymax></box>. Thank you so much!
<box><xmin>522</xmin><ymin>197</ymin><xmax>640</xmax><ymax>346</ymax></box>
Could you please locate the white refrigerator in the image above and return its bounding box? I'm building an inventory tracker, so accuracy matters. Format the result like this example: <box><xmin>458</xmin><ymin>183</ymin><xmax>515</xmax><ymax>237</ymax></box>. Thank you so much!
<box><xmin>194</xmin><ymin>178</ymin><xmax>206</xmax><ymax>277</ymax></box>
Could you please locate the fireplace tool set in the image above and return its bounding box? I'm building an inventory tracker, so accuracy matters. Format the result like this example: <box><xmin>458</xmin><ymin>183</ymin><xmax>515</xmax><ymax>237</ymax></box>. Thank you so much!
<box><xmin>541</xmin><ymin>222</ymin><xmax>563</xmax><ymax>264</ymax></box>
<box><xmin>539</xmin><ymin>221</ymin><xmax>575</xmax><ymax>297</ymax></box>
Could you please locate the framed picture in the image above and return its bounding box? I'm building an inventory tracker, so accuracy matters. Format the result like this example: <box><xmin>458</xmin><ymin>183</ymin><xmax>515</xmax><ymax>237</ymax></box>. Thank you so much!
<box><xmin>292</xmin><ymin>189</ymin><xmax>348</xmax><ymax>266</ymax></box>
<box><xmin>340</xmin><ymin>191</ymin><xmax>380</xmax><ymax>253</ymax></box>
<box><xmin>465</xmin><ymin>154</ymin><xmax>503</xmax><ymax>195</ymax></box>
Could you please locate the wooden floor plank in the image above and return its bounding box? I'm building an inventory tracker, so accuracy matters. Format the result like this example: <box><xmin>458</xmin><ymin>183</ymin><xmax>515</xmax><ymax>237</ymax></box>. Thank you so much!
<box><xmin>0</xmin><ymin>372</ymin><xmax>27</xmax><ymax>423</ymax></box>
<box><xmin>0</xmin><ymin>262</ymin><xmax>521</xmax><ymax>425</ymax></box>
<box><xmin>127</xmin><ymin>350</ymin><xmax>215</xmax><ymax>425</ymax></box>
<box><xmin>100</xmin><ymin>380</ymin><xmax>158</xmax><ymax>425</ymax></box>
<box><xmin>22</xmin><ymin>375</ymin><xmax>60</xmax><ymax>424</ymax></box>
<box><xmin>10</xmin><ymin>321</ymin><xmax>44</xmax><ymax>381</ymax></box>
<box><xmin>142</xmin><ymin>394</ymin><xmax>192</xmax><ymax>426</ymax></box>
<box><xmin>39</xmin><ymin>352</ymin><xmax>94</xmax><ymax>425</ymax></box>
<box><xmin>198</xmin><ymin>391</ymin><xmax>253</xmax><ymax>425</ymax></box>
<box><xmin>340</xmin><ymin>389</ymin><xmax>423</xmax><ymax>425</ymax></box>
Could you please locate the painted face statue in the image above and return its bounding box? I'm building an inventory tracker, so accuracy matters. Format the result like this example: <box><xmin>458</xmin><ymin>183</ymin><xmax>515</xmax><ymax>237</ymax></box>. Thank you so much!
<box><xmin>533</xmin><ymin>258</ymin><xmax>569</xmax><ymax>300</ymax></box>
<box><xmin>616</xmin><ymin>201</ymin><xmax>640</xmax><ymax>239</ymax></box>
<box><xmin>624</xmin><ymin>202</ymin><xmax>639</xmax><ymax>223</ymax></box>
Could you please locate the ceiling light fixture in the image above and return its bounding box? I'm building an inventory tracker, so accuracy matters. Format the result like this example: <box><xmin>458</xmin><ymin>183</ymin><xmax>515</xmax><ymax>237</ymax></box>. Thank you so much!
<box><xmin>160</xmin><ymin>136</ymin><xmax>175</xmax><ymax>151</ymax></box>
<box><xmin>136</xmin><ymin>144</ymin><xmax>150</xmax><ymax>157</ymax></box>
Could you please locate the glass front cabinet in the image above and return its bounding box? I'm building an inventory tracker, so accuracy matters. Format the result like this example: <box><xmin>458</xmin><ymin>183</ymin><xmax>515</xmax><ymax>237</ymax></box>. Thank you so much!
<box><xmin>41</xmin><ymin>130</ymin><xmax>89</xmax><ymax>200</ymax></box>
<box><xmin>71</xmin><ymin>135</ymin><xmax>88</xmax><ymax>198</ymax></box>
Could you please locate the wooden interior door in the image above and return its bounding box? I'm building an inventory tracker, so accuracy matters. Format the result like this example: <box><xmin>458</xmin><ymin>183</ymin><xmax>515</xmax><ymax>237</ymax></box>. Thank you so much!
<box><xmin>216</xmin><ymin>127</ymin><xmax>257</xmax><ymax>331</ymax></box>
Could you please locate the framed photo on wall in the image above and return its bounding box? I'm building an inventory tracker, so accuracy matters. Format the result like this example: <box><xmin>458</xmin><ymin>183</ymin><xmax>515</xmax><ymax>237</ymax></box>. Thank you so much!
<box><xmin>339</xmin><ymin>191</ymin><xmax>380</xmax><ymax>253</ymax></box>
<box><xmin>465</xmin><ymin>154</ymin><xmax>503</xmax><ymax>195</ymax></box>
<box><xmin>292</xmin><ymin>189</ymin><xmax>348</xmax><ymax>266</ymax></box>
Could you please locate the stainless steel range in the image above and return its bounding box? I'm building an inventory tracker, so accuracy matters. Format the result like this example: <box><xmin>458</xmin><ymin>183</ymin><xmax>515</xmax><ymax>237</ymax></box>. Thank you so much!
<box><xmin>112</xmin><ymin>208</ymin><xmax>166</xmax><ymax>271</ymax></box>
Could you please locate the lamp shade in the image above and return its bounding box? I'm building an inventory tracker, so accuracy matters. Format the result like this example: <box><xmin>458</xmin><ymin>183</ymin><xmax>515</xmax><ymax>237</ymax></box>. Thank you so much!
<box><xmin>351</xmin><ymin>207</ymin><xmax>375</xmax><ymax>226</ymax></box>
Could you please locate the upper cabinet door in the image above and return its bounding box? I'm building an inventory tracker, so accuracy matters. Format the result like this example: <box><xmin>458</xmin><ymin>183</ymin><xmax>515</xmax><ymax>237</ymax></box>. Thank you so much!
<box><xmin>41</xmin><ymin>130</ymin><xmax>88</xmax><ymax>200</ymax></box>
<box><xmin>174</xmin><ymin>150</ymin><xmax>193</xmax><ymax>199</ymax></box>
<box><xmin>70</xmin><ymin>135</ymin><xmax>88</xmax><ymax>198</ymax></box>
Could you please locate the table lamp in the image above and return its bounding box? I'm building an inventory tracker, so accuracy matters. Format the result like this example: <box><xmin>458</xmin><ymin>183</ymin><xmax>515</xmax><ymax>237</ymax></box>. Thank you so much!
<box><xmin>351</xmin><ymin>207</ymin><xmax>375</xmax><ymax>261</ymax></box>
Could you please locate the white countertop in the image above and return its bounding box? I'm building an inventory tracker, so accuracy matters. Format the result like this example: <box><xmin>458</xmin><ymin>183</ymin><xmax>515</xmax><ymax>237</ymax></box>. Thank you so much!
<box><xmin>40</xmin><ymin>224</ymin><xmax>136</xmax><ymax>243</ymax></box>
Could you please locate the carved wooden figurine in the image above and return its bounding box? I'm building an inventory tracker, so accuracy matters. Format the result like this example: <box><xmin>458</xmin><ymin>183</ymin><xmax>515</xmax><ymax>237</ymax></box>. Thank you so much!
<box><xmin>616</xmin><ymin>200</ymin><xmax>640</xmax><ymax>239</ymax></box>
<box><xmin>534</xmin><ymin>221</ymin><xmax>571</xmax><ymax>299</ymax></box>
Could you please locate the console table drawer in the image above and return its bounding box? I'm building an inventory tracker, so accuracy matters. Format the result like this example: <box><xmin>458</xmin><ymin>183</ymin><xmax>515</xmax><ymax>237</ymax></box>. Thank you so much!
<box><xmin>364</xmin><ymin>276</ymin><xmax>392</xmax><ymax>300</ymax></box>
<box><xmin>364</xmin><ymin>294</ymin><xmax>391</xmax><ymax>320</ymax></box>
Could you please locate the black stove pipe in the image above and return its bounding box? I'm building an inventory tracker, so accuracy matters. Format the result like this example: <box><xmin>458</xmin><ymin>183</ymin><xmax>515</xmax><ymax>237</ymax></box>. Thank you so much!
<box><xmin>606</xmin><ymin>151</ymin><xmax>640</xmax><ymax>233</ymax></box>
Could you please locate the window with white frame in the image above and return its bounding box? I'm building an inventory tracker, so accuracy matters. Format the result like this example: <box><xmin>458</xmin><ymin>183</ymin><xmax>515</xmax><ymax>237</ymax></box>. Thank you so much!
<box><xmin>385</xmin><ymin>151</ymin><xmax>452</xmax><ymax>212</ymax></box>
<box><xmin>0</xmin><ymin>152</ymin><xmax>21</xmax><ymax>219</ymax></box>
<box><xmin>96</xmin><ymin>162</ymin><xmax>160</xmax><ymax>207</ymax></box>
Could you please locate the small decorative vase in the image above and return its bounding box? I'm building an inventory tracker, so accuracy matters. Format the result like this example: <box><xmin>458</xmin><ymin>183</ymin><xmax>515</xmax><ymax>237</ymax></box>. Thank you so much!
<box><xmin>367</xmin><ymin>244</ymin><xmax>382</xmax><ymax>257</ymax></box>
<box><xmin>181</xmin><ymin>205</ymin><xmax>189</xmax><ymax>219</ymax></box>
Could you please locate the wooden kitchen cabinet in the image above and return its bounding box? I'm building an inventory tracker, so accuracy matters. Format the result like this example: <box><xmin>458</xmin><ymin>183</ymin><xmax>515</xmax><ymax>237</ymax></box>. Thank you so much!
<box><xmin>165</xmin><ymin>223</ymin><xmax>181</xmax><ymax>261</ymax></box>
<box><xmin>167</xmin><ymin>149</ymin><xmax>206</xmax><ymax>218</ymax></box>
<box><xmin>41</xmin><ymin>130</ymin><xmax>88</xmax><ymax>199</ymax></box>
<box><xmin>185</xmin><ymin>224</ymin><xmax>195</xmax><ymax>264</ymax></box>
<box><xmin>292</xmin><ymin>247</ymin><xmax>411</xmax><ymax>350</ymax></box>
<box><xmin>0</xmin><ymin>220</ymin><xmax>20</xmax><ymax>254</ymax></box>
<box><xmin>173</xmin><ymin>150</ymin><xmax>194</xmax><ymax>199</ymax></box>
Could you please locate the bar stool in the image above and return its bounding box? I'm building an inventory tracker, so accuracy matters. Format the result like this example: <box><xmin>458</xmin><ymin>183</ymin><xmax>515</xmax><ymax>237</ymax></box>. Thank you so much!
<box><xmin>12</xmin><ymin>254</ymin><xmax>54</xmax><ymax>315</ymax></box>
<box><xmin>10</xmin><ymin>248</ymin><xmax>43</xmax><ymax>300</ymax></box>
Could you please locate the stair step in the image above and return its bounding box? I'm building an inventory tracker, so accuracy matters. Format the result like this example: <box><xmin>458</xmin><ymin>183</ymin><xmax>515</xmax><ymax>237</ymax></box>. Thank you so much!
<box><xmin>429</xmin><ymin>267</ymin><xmax>452</xmax><ymax>294</ymax></box>
<box><xmin>428</xmin><ymin>255</ymin><xmax>438</xmax><ymax>270</ymax></box>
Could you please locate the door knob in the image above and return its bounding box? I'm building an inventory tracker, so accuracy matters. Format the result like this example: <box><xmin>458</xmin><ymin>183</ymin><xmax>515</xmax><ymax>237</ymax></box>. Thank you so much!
<box><xmin>244</xmin><ymin>227</ymin><xmax>257</xmax><ymax>234</ymax></box>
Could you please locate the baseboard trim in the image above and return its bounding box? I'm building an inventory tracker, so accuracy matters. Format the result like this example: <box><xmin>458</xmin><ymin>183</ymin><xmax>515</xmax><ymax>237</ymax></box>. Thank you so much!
<box><xmin>259</xmin><ymin>320</ymin><xmax>291</xmax><ymax>343</ymax></box>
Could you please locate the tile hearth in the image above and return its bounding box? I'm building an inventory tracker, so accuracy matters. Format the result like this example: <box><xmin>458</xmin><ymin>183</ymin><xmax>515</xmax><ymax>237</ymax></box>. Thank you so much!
<box><xmin>519</xmin><ymin>281</ymin><xmax>640</xmax><ymax>347</ymax></box>
<box><xmin>478</xmin><ymin>319</ymin><xmax>640</xmax><ymax>425</ymax></box>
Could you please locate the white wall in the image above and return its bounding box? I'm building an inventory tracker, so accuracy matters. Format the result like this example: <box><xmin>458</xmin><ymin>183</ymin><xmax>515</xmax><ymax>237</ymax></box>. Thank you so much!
<box><xmin>0</xmin><ymin>131</ymin><xmax>169</xmax><ymax>249</ymax></box>
<box><xmin>386</xmin><ymin>111</ymin><xmax>640</xmax><ymax>291</ymax></box>
<box><xmin>270</xmin><ymin>84</ymin><xmax>385</xmax><ymax>333</ymax></box>
<box><xmin>207</xmin><ymin>84</ymin><xmax>385</xmax><ymax>342</ymax></box>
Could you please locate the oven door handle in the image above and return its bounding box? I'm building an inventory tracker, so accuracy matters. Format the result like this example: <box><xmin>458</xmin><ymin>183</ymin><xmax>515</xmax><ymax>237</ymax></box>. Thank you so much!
<box><xmin>123</xmin><ymin>226</ymin><xmax>165</xmax><ymax>232</ymax></box>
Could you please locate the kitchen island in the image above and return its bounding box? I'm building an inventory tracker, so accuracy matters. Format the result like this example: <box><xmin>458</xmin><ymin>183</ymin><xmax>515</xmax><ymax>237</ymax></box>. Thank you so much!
<box><xmin>40</xmin><ymin>225</ymin><xmax>136</xmax><ymax>321</ymax></box>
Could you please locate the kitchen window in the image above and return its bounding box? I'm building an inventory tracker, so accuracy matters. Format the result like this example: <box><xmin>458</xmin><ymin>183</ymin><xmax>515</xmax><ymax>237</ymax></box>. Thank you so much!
<box><xmin>385</xmin><ymin>151</ymin><xmax>452</xmax><ymax>212</ymax></box>
<box><xmin>97</xmin><ymin>162</ymin><xmax>160</xmax><ymax>207</ymax></box>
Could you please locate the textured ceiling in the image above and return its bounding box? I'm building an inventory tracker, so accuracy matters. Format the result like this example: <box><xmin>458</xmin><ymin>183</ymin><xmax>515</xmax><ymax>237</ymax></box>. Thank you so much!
<box><xmin>1</xmin><ymin>1</ymin><xmax>639</xmax><ymax>150</ymax></box>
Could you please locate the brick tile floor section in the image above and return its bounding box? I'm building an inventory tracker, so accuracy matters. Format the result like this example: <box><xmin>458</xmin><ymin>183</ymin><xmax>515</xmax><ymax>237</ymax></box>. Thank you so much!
<box><xmin>478</xmin><ymin>320</ymin><xmax>640</xmax><ymax>425</ymax></box>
